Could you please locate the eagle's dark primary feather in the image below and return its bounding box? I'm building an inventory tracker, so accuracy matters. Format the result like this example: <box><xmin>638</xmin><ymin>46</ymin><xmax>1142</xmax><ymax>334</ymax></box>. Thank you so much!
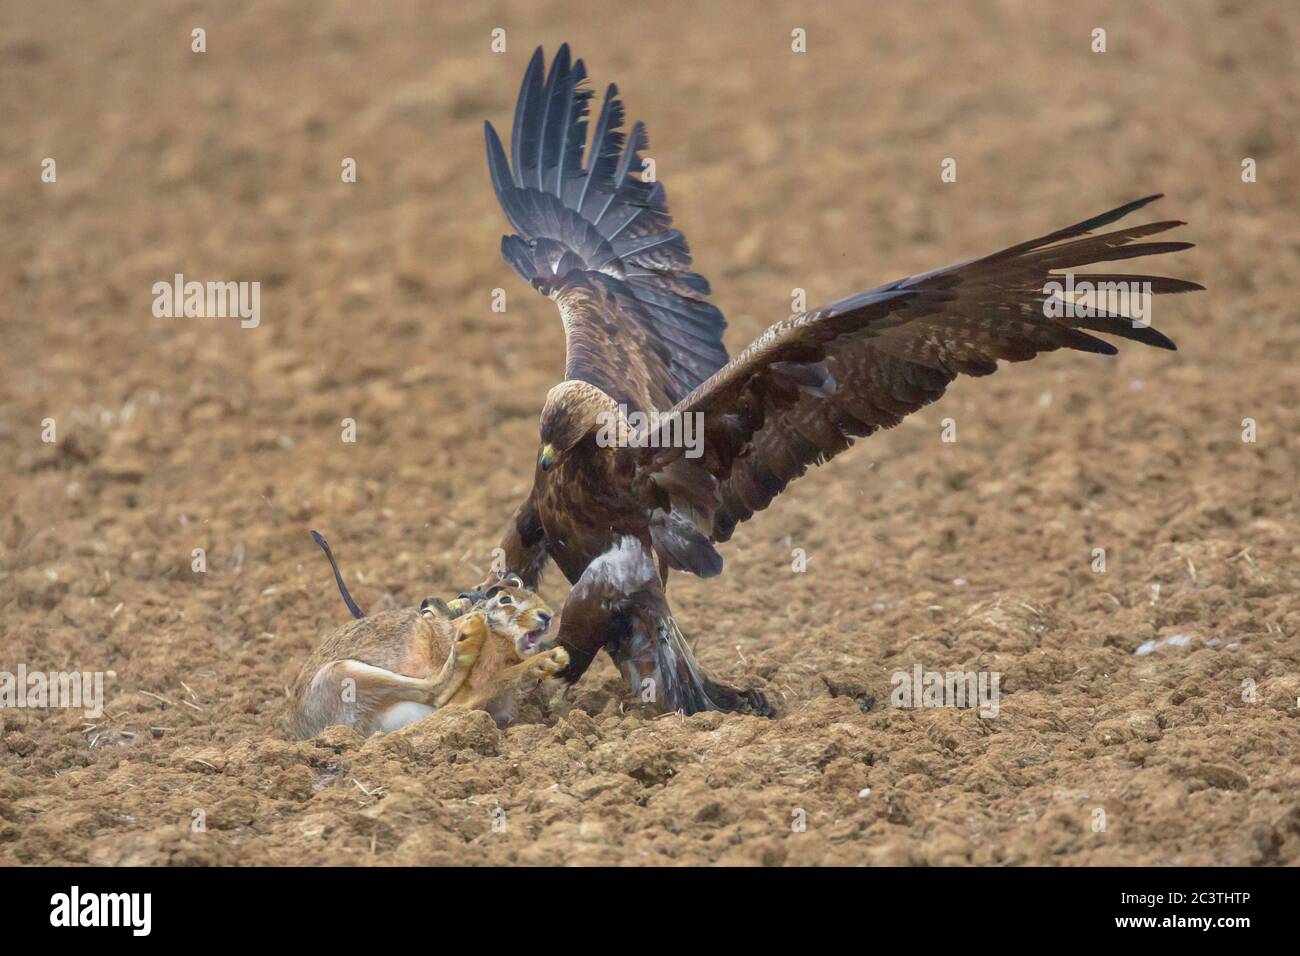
<box><xmin>640</xmin><ymin>194</ymin><xmax>1203</xmax><ymax>541</ymax></box>
<box><xmin>485</xmin><ymin>44</ymin><xmax>729</xmax><ymax>411</ymax></box>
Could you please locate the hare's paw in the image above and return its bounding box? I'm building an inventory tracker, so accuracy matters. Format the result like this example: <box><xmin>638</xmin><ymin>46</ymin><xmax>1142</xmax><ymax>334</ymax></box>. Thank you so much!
<box><xmin>453</xmin><ymin>613</ymin><xmax>489</xmax><ymax>662</ymax></box>
<box><xmin>532</xmin><ymin>646</ymin><xmax>569</xmax><ymax>677</ymax></box>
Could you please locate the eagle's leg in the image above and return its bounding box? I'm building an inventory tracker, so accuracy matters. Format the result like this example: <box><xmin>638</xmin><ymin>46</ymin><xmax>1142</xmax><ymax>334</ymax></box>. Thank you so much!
<box><xmin>554</xmin><ymin>536</ymin><xmax>771</xmax><ymax>717</ymax></box>
<box><xmin>606</xmin><ymin>602</ymin><xmax>772</xmax><ymax>717</ymax></box>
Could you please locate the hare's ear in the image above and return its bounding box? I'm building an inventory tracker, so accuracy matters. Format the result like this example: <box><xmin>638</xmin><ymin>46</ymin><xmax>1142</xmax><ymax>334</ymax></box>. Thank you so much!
<box><xmin>420</xmin><ymin>597</ymin><xmax>454</xmax><ymax>619</ymax></box>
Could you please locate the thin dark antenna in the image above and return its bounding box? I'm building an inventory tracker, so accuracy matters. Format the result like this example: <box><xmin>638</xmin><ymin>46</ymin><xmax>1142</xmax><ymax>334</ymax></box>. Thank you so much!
<box><xmin>310</xmin><ymin>530</ymin><xmax>365</xmax><ymax>619</ymax></box>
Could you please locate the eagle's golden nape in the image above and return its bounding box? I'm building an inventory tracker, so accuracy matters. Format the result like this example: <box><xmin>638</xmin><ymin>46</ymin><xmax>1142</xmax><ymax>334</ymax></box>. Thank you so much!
<box><xmin>538</xmin><ymin>379</ymin><xmax>621</xmax><ymax>457</ymax></box>
<box><xmin>480</xmin><ymin>44</ymin><xmax>1202</xmax><ymax>716</ymax></box>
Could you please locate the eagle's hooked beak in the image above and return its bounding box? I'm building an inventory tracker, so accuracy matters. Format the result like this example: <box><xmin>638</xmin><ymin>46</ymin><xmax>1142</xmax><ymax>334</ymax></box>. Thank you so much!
<box><xmin>539</xmin><ymin>443</ymin><xmax>559</xmax><ymax>471</ymax></box>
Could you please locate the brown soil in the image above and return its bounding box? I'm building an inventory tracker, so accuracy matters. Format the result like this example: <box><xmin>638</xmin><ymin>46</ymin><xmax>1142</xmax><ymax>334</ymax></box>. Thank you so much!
<box><xmin>2</xmin><ymin>0</ymin><xmax>1298</xmax><ymax>866</ymax></box>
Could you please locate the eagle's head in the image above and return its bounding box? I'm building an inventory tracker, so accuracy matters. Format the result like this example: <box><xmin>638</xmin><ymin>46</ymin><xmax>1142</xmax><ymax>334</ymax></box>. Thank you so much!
<box><xmin>538</xmin><ymin>380</ymin><xmax>622</xmax><ymax>471</ymax></box>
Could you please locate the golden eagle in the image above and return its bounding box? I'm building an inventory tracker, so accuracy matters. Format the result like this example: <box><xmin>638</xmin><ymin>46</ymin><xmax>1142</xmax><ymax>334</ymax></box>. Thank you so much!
<box><xmin>473</xmin><ymin>44</ymin><xmax>1201</xmax><ymax>715</ymax></box>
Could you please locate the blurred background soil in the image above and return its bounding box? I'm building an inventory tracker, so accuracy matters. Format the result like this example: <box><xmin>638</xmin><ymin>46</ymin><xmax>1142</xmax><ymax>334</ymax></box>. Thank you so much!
<box><xmin>1</xmin><ymin>0</ymin><xmax>1297</xmax><ymax>865</ymax></box>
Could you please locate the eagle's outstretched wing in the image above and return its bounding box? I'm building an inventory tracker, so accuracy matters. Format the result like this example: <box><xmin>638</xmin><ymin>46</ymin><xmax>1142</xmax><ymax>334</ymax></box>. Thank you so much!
<box><xmin>485</xmin><ymin>45</ymin><xmax>728</xmax><ymax>414</ymax></box>
<box><xmin>641</xmin><ymin>195</ymin><xmax>1203</xmax><ymax>543</ymax></box>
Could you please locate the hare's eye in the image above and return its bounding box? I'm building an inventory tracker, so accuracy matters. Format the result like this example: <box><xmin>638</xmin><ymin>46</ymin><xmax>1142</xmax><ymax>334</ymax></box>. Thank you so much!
<box><xmin>497</xmin><ymin>594</ymin><xmax>513</xmax><ymax>606</ymax></box>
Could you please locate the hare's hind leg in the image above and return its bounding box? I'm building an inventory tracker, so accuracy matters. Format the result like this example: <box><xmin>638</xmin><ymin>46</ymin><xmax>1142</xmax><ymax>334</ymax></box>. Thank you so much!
<box><xmin>353</xmin><ymin>617</ymin><xmax>492</xmax><ymax>730</ymax></box>
<box><xmin>296</xmin><ymin>660</ymin><xmax>442</xmax><ymax>738</ymax></box>
<box><xmin>292</xmin><ymin>614</ymin><xmax>491</xmax><ymax>738</ymax></box>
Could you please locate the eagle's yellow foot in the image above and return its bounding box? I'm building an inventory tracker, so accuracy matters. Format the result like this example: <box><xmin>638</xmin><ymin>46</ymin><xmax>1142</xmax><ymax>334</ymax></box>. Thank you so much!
<box><xmin>444</xmin><ymin>596</ymin><xmax>474</xmax><ymax>618</ymax></box>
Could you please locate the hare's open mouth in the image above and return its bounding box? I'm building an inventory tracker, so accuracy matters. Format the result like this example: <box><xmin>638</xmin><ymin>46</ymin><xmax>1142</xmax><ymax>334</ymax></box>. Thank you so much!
<box><xmin>518</xmin><ymin>627</ymin><xmax>550</xmax><ymax>655</ymax></box>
